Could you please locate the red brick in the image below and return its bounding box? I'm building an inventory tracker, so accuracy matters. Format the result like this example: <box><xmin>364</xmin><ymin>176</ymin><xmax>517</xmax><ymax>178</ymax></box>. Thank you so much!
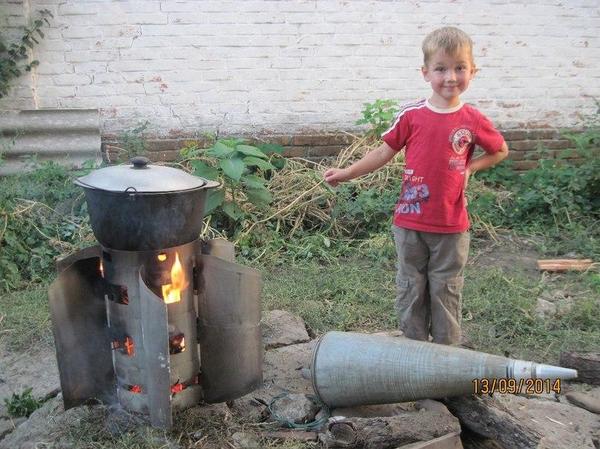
<box><xmin>308</xmin><ymin>145</ymin><xmax>344</xmax><ymax>157</ymax></box>
<box><xmin>512</xmin><ymin>160</ymin><xmax>539</xmax><ymax>170</ymax></box>
<box><xmin>526</xmin><ymin>129</ymin><xmax>560</xmax><ymax>139</ymax></box>
<box><xmin>510</xmin><ymin>140</ymin><xmax>539</xmax><ymax>151</ymax></box>
<box><xmin>282</xmin><ymin>146</ymin><xmax>308</xmax><ymax>157</ymax></box>
<box><xmin>502</xmin><ymin>130</ymin><xmax>527</xmax><ymax>140</ymax></box>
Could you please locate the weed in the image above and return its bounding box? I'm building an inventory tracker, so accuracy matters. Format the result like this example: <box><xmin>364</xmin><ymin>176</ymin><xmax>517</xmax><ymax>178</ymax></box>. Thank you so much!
<box><xmin>3</xmin><ymin>387</ymin><xmax>44</xmax><ymax>418</ymax></box>
<box><xmin>0</xmin><ymin>162</ymin><xmax>94</xmax><ymax>292</ymax></box>
<box><xmin>355</xmin><ymin>99</ymin><xmax>399</xmax><ymax>138</ymax></box>
<box><xmin>0</xmin><ymin>9</ymin><xmax>53</xmax><ymax>98</ymax></box>
<box><xmin>110</xmin><ymin>121</ymin><xmax>149</xmax><ymax>163</ymax></box>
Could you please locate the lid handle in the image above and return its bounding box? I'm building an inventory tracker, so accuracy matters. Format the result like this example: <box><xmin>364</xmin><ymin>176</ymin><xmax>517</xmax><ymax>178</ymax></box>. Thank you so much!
<box><xmin>131</xmin><ymin>156</ymin><xmax>150</xmax><ymax>169</ymax></box>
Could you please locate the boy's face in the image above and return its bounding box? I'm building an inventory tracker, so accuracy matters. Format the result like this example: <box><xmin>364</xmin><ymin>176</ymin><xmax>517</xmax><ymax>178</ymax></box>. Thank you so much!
<box><xmin>421</xmin><ymin>47</ymin><xmax>475</xmax><ymax>108</ymax></box>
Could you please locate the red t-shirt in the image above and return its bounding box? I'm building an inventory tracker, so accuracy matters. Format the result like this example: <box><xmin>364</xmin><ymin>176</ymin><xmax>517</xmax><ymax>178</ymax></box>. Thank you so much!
<box><xmin>382</xmin><ymin>99</ymin><xmax>505</xmax><ymax>233</ymax></box>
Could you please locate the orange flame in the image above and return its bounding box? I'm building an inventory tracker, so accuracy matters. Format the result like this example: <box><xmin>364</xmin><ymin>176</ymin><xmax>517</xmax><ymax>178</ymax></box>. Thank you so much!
<box><xmin>161</xmin><ymin>253</ymin><xmax>185</xmax><ymax>304</ymax></box>
<box><xmin>99</xmin><ymin>259</ymin><xmax>104</xmax><ymax>278</ymax></box>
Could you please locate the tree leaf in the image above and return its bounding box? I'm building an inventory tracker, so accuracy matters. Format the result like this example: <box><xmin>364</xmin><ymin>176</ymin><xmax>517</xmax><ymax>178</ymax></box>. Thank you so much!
<box><xmin>245</xmin><ymin>187</ymin><xmax>272</xmax><ymax>206</ymax></box>
<box><xmin>219</xmin><ymin>157</ymin><xmax>245</xmax><ymax>181</ymax></box>
<box><xmin>234</xmin><ymin>144</ymin><xmax>268</xmax><ymax>159</ymax></box>
<box><xmin>190</xmin><ymin>160</ymin><xmax>219</xmax><ymax>180</ymax></box>
<box><xmin>206</xmin><ymin>141</ymin><xmax>235</xmax><ymax>158</ymax></box>
<box><xmin>204</xmin><ymin>189</ymin><xmax>225</xmax><ymax>215</ymax></box>
<box><xmin>222</xmin><ymin>201</ymin><xmax>244</xmax><ymax>220</ymax></box>
<box><xmin>241</xmin><ymin>174</ymin><xmax>266</xmax><ymax>189</ymax></box>
<box><xmin>243</xmin><ymin>157</ymin><xmax>275</xmax><ymax>171</ymax></box>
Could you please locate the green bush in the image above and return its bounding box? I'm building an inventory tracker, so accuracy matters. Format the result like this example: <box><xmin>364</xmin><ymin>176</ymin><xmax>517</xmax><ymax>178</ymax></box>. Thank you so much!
<box><xmin>0</xmin><ymin>162</ymin><xmax>93</xmax><ymax>291</ymax></box>
<box><xmin>470</xmin><ymin>111</ymin><xmax>600</xmax><ymax>239</ymax></box>
<box><xmin>180</xmin><ymin>138</ymin><xmax>285</xmax><ymax>237</ymax></box>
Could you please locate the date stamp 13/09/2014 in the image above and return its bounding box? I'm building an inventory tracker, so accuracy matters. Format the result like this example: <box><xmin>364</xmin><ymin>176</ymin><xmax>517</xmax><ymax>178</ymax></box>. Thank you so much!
<box><xmin>472</xmin><ymin>378</ymin><xmax>562</xmax><ymax>395</ymax></box>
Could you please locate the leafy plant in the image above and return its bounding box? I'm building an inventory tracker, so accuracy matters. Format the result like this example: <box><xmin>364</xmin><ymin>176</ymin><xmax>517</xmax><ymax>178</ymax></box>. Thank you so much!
<box><xmin>0</xmin><ymin>161</ymin><xmax>94</xmax><ymax>292</ymax></box>
<box><xmin>110</xmin><ymin>121</ymin><xmax>149</xmax><ymax>162</ymax></box>
<box><xmin>355</xmin><ymin>99</ymin><xmax>399</xmax><ymax>138</ymax></box>
<box><xmin>4</xmin><ymin>387</ymin><xmax>44</xmax><ymax>418</ymax></box>
<box><xmin>469</xmin><ymin>104</ymin><xmax>600</xmax><ymax>247</ymax></box>
<box><xmin>180</xmin><ymin>139</ymin><xmax>285</xmax><ymax>236</ymax></box>
<box><xmin>0</xmin><ymin>9</ymin><xmax>53</xmax><ymax>98</ymax></box>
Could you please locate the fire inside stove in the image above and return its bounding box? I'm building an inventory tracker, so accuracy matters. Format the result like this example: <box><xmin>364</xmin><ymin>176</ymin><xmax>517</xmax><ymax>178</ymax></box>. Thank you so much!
<box><xmin>160</xmin><ymin>252</ymin><xmax>185</xmax><ymax>304</ymax></box>
<box><xmin>49</xmin><ymin>239</ymin><xmax>263</xmax><ymax>429</ymax></box>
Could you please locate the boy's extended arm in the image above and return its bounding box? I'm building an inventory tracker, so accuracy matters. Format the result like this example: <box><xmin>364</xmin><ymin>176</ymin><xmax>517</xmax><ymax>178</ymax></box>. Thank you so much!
<box><xmin>324</xmin><ymin>141</ymin><xmax>397</xmax><ymax>186</ymax></box>
<box><xmin>468</xmin><ymin>142</ymin><xmax>509</xmax><ymax>173</ymax></box>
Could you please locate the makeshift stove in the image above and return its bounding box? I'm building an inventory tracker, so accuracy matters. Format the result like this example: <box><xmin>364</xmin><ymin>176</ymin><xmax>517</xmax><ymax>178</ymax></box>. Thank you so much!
<box><xmin>49</xmin><ymin>157</ymin><xmax>263</xmax><ymax>429</ymax></box>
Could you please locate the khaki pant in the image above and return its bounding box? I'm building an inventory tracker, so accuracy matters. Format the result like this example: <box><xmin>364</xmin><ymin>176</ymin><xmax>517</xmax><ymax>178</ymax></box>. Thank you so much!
<box><xmin>392</xmin><ymin>225</ymin><xmax>470</xmax><ymax>345</ymax></box>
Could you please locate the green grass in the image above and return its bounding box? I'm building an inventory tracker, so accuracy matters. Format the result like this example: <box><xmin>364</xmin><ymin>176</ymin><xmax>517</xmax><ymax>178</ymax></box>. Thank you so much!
<box><xmin>261</xmin><ymin>256</ymin><xmax>397</xmax><ymax>335</ymax></box>
<box><xmin>463</xmin><ymin>268</ymin><xmax>600</xmax><ymax>363</ymax></box>
<box><xmin>2</xmin><ymin>234</ymin><xmax>599</xmax><ymax>368</ymax></box>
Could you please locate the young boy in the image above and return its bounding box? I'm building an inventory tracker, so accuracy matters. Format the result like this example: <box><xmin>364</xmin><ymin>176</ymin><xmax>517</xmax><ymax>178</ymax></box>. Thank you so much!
<box><xmin>324</xmin><ymin>26</ymin><xmax>509</xmax><ymax>345</ymax></box>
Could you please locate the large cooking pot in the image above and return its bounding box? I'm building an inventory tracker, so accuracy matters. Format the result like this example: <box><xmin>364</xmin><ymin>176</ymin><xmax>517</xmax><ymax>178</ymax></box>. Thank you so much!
<box><xmin>75</xmin><ymin>156</ymin><xmax>219</xmax><ymax>251</ymax></box>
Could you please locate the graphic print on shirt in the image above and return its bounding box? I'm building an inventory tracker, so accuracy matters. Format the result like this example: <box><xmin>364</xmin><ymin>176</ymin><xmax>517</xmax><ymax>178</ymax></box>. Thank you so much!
<box><xmin>450</xmin><ymin>127</ymin><xmax>473</xmax><ymax>155</ymax></box>
<box><xmin>395</xmin><ymin>170</ymin><xmax>429</xmax><ymax>215</ymax></box>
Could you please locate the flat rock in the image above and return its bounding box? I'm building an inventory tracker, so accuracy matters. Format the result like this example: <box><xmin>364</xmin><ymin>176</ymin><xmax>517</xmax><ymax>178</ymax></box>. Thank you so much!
<box><xmin>565</xmin><ymin>388</ymin><xmax>600</xmax><ymax>414</ymax></box>
<box><xmin>229</xmin><ymin>340</ymin><xmax>317</xmax><ymax>422</ymax></box>
<box><xmin>262</xmin><ymin>310</ymin><xmax>310</xmax><ymax>349</ymax></box>
<box><xmin>0</xmin><ymin>395</ymin><xmax>65</xmax><ymax>449</ymax></box>
<box><xmin>0</xmin><ymin>419</ymin><xmax>17</xmax><ymax>441</ymax></box>
<box><xmin>269</xmin><ymin>393</ymin><xmax>320</xmax><ymax>425</ymax></box>
<box><xmin>0</xmin><ymin>343</ymin><xmax>59</xmax><ymax>404</ymax></box>
<box><xmin>263</xmin><ymin>340</ymin><xmax>315</xmax><ymax>394</ymax></box>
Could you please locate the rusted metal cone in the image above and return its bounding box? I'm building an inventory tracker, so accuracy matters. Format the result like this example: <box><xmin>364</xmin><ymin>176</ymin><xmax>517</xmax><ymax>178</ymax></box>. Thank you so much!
<box><xmin>311</xmin><ymin>331</ymin><xmax>577</xmax><ymax>408</ymax></box>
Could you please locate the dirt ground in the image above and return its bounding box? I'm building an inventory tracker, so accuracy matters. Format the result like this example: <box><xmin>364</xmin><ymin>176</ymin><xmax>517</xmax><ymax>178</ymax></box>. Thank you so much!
<box><xmin>0</xmin><ymin>233</ymin><xmax>598</xmax><ymax>448</ymax></box>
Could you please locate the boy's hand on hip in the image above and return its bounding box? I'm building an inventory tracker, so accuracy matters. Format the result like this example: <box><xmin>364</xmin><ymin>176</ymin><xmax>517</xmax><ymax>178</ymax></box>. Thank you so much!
<box><xmin>463</xmin><ymin>167</ymin><xmax>471</xmax><ymax>206</ymax></box>
<box><xmin>324</xmin><ymin>168</ymin><xmax>351</xmax><ymax>187</ymax></box>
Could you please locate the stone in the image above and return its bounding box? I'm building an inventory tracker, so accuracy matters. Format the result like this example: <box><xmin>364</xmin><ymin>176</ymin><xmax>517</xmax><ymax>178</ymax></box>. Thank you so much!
<box><xmin>0</xmin><ymin>419</ymin><xmax>15</xmax><ymax>441</ymax></box>
<box><xmin>565</xmin><ymin>389</ymin><xmax>600</xmax><ymax>414</ymax></box>
<box><xmin>269</xmin><ymin>393</ymin><xmax>320</xmax><ymax>425</ymax></box>
<box><xmin>231</xmin><ymin>431</ymin><xmax>260</xmax><ymax>449</ymax></box>
<box><xmin>263</xmin><ymin>340</ymin><xmax>315</xmax><ymax>394</ymax></box>
<box><xmin>535</xmin><ymin>298</ymin><xmax>557</xmax><ymax>319</ymax></box>
<box><xmin>0</xmin><ymin>396</ymin><xmax>64</xmax><ymax>449</ymax></box>
<box><xmin>0</xmin><ymin>343</ymin><xmax>60</xmax><ymax>406</ymax></box>
<box><xmin>261</xmin><ymin>310</ymin><xmax>310</xmax><ymax>349</ymax></box>
<box><xmin>227</xmin><ymin>394</ymin><xmax>269</xmax><ymax>423</ymax></box>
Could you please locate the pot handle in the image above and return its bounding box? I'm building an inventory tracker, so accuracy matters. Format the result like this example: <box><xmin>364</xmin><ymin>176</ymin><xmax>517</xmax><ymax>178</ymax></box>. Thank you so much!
<box><xmin>131</xmin><ymin>156</ymin><xmax>150</xmax><ymax>169</ymax></box>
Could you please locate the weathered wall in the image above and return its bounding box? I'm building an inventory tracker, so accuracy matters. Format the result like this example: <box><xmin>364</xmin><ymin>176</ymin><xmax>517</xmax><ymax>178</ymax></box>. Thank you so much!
<box><xmin>1</xmin><ymin>0</ymin><xmax>599</xmax><ymax>168</ymax></box>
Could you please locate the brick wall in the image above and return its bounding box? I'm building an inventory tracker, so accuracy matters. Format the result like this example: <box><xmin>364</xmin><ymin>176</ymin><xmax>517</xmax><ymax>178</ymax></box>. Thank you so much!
<box><xmin>103</xmin><ymin>127</ymin><xmax>574</xmax><ymax>171</ymax></box>
<box><xmin>2</xmin><ymin>0</ymin><xmax>599</xmax><ymax>169</ymax></box>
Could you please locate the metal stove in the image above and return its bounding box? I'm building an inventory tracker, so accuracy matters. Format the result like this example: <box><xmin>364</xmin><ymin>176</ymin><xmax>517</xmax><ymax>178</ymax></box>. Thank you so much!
<box><xmin>48</xmin><ymin>158</ymin><xmax>263</xmax><ymax>429</ymax></box>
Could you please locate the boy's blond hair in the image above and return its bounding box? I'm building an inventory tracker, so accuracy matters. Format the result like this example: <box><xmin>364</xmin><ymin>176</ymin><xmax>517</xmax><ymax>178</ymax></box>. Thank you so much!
<box><xmin>422</xmin><ymin>27</ymin><xmax>474</xmax><ymax>66</ymax></box>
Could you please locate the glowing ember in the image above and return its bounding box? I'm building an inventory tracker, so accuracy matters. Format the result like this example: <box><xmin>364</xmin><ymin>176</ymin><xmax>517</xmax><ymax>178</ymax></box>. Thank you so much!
<box><xmin>128</xmin><ymin>384</ymin><xmax>142</xmax><ymax>394</ymax></box>
<box><xmin>123</xmin><ymin>336</ymin><xmax>134</xmax><ymax>356</ymax></box>
<box><xmin>171</xmin><ymin>382</ymin><xmax>185</xmax><ymax>394</ymax></box>
<box><xmin>161</xmin><ymin>253</ymin><xmax>185</xmax><ymax>304</ymax></box>
<box><xmin>169</xmin><ymin>333</ymin><xmax>186</xmax><ymax>354</ymax></box>
<box><xmin>157</xmin><ymin>253</ymin><xmax>167</xmax><ymax>262</ymax></box>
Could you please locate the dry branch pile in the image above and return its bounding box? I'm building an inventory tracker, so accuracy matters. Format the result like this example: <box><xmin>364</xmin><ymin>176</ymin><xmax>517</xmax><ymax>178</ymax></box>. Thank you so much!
<box><xmin>237</xmin><ymin>134</ymin><xmax>406</xmax><ymax>241</ymax></box>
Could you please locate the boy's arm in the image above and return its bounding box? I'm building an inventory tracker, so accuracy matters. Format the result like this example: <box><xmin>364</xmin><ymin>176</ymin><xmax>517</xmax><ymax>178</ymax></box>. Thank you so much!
<box><xmin>465</xmin><ymin>142</ymin><xmax>509</xmax><ymax>186</ymax></box>
<box><xmin>324</xmin><ymin>142</ymin><xmax>397</xmax><ymax>187</ymax></box>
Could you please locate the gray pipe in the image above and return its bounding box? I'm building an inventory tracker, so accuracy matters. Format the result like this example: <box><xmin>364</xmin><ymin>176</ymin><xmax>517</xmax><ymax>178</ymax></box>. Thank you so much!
<box><xmin>311</xmin><ymin>331</ymin><xmax>577</xmax><ymax>408</ymax></box>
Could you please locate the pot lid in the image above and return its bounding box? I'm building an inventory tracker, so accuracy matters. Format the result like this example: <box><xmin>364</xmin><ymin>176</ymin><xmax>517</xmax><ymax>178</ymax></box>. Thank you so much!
<box><xmin>75</xmin><ymin>156</ymin><xmax>219</xmax><ymax>193</ymax></box>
